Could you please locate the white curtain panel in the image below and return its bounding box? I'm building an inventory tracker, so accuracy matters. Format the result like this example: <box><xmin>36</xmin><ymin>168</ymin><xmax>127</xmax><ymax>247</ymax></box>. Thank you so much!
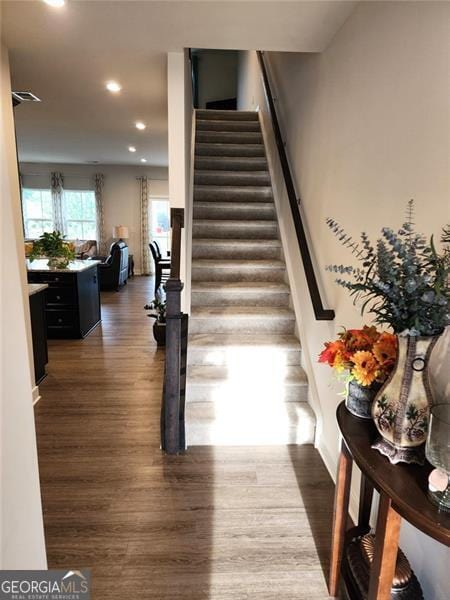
<box><xmin>50</xmin><ymin>171</ymin><xmax>64</xmax><ymax>233</ymax></box>
<box><xmin>94</xmin><ymin>173</ymin><xmax>106</xmax><ymax>253</ymax></box>
<box><xmin>139</xmin><ymin>176</ymin><xmax>152</xmax><ymax>275</ymax></box>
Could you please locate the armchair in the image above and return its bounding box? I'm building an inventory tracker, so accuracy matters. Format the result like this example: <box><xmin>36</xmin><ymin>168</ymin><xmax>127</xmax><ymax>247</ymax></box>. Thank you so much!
<box><xmin>95</xmin><ymin>241</ymin><xmax>129</xmax><ymax>291</ymax></box>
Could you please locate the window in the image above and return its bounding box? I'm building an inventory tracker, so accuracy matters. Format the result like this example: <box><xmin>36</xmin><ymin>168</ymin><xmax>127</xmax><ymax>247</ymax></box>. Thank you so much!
<box><xmin>62</xmin><ymin>190</ymin><xmax>97</xmax><ymax>240</ymax></box>
<box><xmin>151</xmin><ymin>198</ymin><xmax>170</xmax><ymax>255</ymax></box>
<box><xmin>22</xmin><ymin>188</ymin><xmax>54</xmax><ymax>239</ymax></box>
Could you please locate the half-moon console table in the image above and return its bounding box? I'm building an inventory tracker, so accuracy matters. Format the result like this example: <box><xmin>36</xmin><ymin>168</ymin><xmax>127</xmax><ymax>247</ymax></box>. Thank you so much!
<box><xmin>329</xmin><ymin>401</ymin><xmax>450</xmax><ymax>599</ymax></box>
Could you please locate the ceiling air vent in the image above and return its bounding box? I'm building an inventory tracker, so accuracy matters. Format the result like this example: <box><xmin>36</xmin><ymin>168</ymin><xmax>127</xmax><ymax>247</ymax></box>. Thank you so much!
<box><xmin>12</xmin><ymin>91</ymin><xmax>42</xmax><ymax>103</ymax></box>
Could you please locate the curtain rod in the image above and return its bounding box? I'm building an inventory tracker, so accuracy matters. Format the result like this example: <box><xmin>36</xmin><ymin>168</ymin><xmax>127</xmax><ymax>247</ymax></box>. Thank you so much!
<box><xmin>22</xmin><ymin>172</ymin><xmax>167</xmax><ymax>182</ymax></box>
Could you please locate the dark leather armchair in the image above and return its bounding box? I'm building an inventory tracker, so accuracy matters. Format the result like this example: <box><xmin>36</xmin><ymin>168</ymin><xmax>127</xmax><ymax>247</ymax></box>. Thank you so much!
<box><xmin>95</xmin><ymin>241</ymin><xmax>129</xmax><ymax>291</ymax></box>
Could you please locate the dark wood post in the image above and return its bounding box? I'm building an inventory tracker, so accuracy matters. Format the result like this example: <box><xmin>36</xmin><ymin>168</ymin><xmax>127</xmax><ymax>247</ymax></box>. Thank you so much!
<box><xmin>163</xmin><ymin>278</ymin><xmax>184</xmax><ymax>454</ymax></box>
<box><xmin>161</xmin><ymin>208</ymin><xmax>186</xmax><ymax>455</ymax></box>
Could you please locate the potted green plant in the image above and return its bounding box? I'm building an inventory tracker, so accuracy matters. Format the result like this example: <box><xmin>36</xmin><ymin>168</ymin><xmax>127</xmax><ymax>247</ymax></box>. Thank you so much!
<box><xmin>29</xmin><ymin>231</ymin><xmax>75</xmax><ymax>269</ymax></box>
<box><xmin>145</xmin><ymin>298</ymin><xmax>166</xmax><ymax>346</ymax></box>
<box><xmin>326</xmin><ymin>200</ymin><xmax>449</xmax><ymax>464</ymax></box>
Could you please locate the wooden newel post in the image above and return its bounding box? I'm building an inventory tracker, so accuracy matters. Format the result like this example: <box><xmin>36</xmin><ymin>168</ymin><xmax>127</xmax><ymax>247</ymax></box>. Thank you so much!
<box><xmin>163</xmin><ymin>278</ymin><xmax>184</xmax><ymax>454</ymax></box>
<box><xmin>161</xmin><ymin>207</ymin><xmax>185</xmax><ymax>455</ymax></box>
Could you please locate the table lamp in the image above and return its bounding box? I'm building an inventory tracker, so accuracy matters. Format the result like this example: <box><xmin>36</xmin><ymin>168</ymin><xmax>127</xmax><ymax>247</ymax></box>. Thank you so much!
<box><xmin>113</xmin><ymin>225</ymin><xmax>129</xmax><ymax>244</ymax></box>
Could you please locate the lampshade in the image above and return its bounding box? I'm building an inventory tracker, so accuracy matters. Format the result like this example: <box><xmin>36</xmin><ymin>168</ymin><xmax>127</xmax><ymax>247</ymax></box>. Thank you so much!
<box><xmin>113</xmin><ymin>225</ymin><xmax>129</xmax><ymax>239</ymax></box>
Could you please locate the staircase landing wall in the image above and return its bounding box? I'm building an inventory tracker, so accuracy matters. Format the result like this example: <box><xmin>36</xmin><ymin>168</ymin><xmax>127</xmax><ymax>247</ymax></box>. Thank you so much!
<box><xmin>236</xmin><ymin>2</ymin><xmax>450</xmax><ymax>597</ymax></box>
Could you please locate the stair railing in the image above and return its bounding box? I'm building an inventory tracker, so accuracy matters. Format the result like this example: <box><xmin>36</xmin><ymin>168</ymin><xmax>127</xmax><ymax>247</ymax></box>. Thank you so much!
<box><xmin>257</xmin><ymin>51</ymin><xmax>335</xmax><ymax>321</ymax></box>
<box><xmin>161</xmin><ymin>208</ymin><xmax>189</xmax><ymax>454</ymax></box>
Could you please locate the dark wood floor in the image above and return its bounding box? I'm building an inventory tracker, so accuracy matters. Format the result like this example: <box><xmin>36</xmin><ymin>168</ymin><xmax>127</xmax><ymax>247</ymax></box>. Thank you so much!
<box><xmin>35</xmin><ymin>276</ymin><xmax>335</xmax><ymax>599</ymax></box>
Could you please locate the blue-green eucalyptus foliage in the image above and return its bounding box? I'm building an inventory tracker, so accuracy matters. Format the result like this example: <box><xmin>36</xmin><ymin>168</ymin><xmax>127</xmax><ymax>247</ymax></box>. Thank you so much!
<box><xmin>326</xmin><ymin>201</ymin><xmax>449</xmax><ymax>336</ymax></box>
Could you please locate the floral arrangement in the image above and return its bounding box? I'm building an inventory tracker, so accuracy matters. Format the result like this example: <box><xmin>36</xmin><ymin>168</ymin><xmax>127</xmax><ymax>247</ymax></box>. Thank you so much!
<box><xmin>318</xmin><ymin>326</ymin><xmax>397</xmax><ymax>387</ymax></box>
<box><xmin>325</xmin><ymin>200</ymin><xmax>449</xmax><ymax>336</ymax></box>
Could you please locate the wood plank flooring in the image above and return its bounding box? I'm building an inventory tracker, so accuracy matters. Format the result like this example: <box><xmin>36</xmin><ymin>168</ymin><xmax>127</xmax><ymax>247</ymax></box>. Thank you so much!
<box><xmin>35</xmin><ymin>276</ymin><xmax>335</xmax><ymax>599</ymax></box>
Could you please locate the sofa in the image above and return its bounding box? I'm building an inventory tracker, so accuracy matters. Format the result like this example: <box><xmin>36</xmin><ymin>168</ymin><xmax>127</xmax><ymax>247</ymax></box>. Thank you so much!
<box><xmin>24</xmin><ymin>239</ymin><xmax>97</xmax><ymax>260</ymax></box>
<box><xmin>95</xmin><ymin>241</ymin><xmax>129</xmax><ymax>291</ymax></box>
<box><xmin>72</xmin><ymin>239</ymin><xmax>97</xmax><ymax>259</ymax></box>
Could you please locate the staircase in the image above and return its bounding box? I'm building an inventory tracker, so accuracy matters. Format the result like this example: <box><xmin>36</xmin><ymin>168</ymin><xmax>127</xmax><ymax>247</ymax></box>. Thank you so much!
<box><xmin>186</xmin><ymin>109</ymin><xmax>316</xmax><ymax>446</ymax></box>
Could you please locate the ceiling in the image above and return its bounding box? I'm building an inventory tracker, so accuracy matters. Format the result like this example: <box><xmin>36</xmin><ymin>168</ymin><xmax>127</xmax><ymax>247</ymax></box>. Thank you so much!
<box><xmin>1</xmin><ymin>1</ymin><xmax>357</xmax><ymax>166</ymax></box>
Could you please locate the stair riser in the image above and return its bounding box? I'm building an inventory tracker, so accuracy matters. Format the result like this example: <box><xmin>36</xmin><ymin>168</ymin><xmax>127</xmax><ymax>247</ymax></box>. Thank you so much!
<box><xmin>191</xmin><ymin>289</ymin><xmax>290</xmax><ymax>308</ymax></box>
<box><xmin>186</xmin><ymin>384</ymin><xmax>308</xmax><ymax>404</ymax></box>
<box><xmin>195</xmin><ymin>157</ymin><xmax>268</xmax><ymax>171</ymax></box>
<box><xmin>195</xmin><ymin>171</ymin><xmax>271</xmax><ymax>187</ymax></box>
<box><xmin>189</xmin><ymin>317</ymin><xmax>294</xmax><ymax>335</ymax></box>
<box><xmin>192</xmin><ymin>267</ymin><xmax>285</xmax><ymax>283</ymax></box>
<box><xmin>185</xmin><ymin>405</ymin><xmax>315</xmax><ymax>445</ymax></box>
<box><xmin>194</xmin><ymin>186</ymin><xmax>273</xmax><ymax>203</ymax></box>
<box><xmin>196</xmin><ymin>143</ymin><xmax>265</xmax><ymax>158</ymax></box>
<box><xmin>188</xmin><ymin>347</ymin><xmax>302</xmax><ymax>367</ymax></box>
<box><xmin>197</xmin><ymin>131</ymin><xmax>263</xmax><ymax>144</ymax></box>
<box><xmin>197</xmin><ymin>120</ymin><xmax>261</xmax><ymax>132</ymax></box>
<box><xmin>192</xmin><ymin>244</ymin><xmax>281</xmax><ymax>260</ymax></box>
<box><xmin>193</xmin><ymin>204</ymin><xmax>275</xmax><ymax>221</ymax></box>
<box><xmin>193</xmin><ymin>222</ymin><xmax>278</xmax><ymax>239</ymax></box>
<box><xmin>196</xmin><ymin>110</ymin><xmax>258</xmax><ymax>121</ymax></box>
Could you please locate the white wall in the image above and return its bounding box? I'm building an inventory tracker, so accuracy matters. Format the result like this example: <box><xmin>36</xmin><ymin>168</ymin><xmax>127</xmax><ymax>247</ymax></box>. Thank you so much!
<box><xmin>0</xmin><ymin>43</ymin><xmax>47</xmax><ymax>569</ymax></box>
<box><xmin>19</xmin><ymin>163</ymin><xmax>168</xmax><ymax>274</ymax></box>
<box><xmin>167</xmin><ymin>50</ymin><xmax>193</xmax><ymax>309</ymax></box>
<box><xmin>195</xmin><ymin>50</ymin><xmax>238</xmax><ymax>108</ymax></box>
<box><xmin>237</xmin><ymin>2</ymin><xmax>450</xmax><ymax>598</ymax></box>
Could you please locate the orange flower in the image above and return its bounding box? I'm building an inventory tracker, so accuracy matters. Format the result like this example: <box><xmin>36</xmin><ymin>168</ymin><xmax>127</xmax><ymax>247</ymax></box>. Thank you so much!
<box><xmin>352</xmin><ymin>351</ymin><xmax>379</xmax><ymax>386</ymax></box>
<box><xmin>341</xmin><ymin>326</ymin><xmax>379</xmax><ymax>353</ymax></box>
<box><xmin>373</xmin><ymin>333</ymin><xmax>397</xmax><ymax>367</ymax></box>
<box><xmin>318</xmin><ymin>340</ymin><xmax>346</xmax><ymax>367</ymax></box>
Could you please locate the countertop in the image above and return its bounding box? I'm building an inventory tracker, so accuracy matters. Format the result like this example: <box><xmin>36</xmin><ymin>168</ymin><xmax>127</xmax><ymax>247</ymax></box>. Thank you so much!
<box><xmin>27</xmin><ymin>259</ymin><xmax>100</xmax><ymax>273</ymax></box>
<box><xmin>28</xmin><ymin>283</ymin><xmax>49</xmax><ymax>296</ymax></box>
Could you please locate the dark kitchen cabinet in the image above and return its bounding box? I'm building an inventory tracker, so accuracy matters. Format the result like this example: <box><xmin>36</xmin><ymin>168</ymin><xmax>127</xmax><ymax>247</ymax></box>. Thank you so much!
<box><xmin>28</xmin><ymin>261</ymin><xmax>101</xmax><ymax>339</ymax></box>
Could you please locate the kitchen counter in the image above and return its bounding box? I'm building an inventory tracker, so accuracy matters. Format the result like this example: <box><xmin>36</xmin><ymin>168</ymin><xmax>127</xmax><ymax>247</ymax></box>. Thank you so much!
<box><xmin>28</xmin><ymin>283</ymin><xmax>48</xmax><ymax>384</ymax></box>
<box><xmin>28</xmin><ymin>283</ymin><xmax>48</xmax><ymax>296</ymax></box>
<box><xmin>27</xmin><ymin>259</ymin><xmax>100</xmax><ymax>273</ymax></box>
<box><xmin>27</xmin><ymin>260</ymin><xmax>101</xmax><ymax>339</ymax></box>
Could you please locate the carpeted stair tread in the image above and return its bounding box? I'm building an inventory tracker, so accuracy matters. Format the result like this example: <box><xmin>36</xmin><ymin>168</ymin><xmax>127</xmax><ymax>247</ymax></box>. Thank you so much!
<box><xmin>196</xmin><ymin>119</ymin><xmax>261</xmax><ymax>132</ymax></box>
<box><xmin>193</xmin><ymin>201</ymin><xmax>275</xmax><ymax>220</ymax></box>
<box><xmin>191</xmin><ymin>281</ymin><xmax>289</xmax><ymax>292</ymax></box>
<box><xmin>195</xmin><ymin>143</ymin><xmax>266</xmax><ymax>157</ymax></box>
<box><xmin>187</xmin><ymin>364</ymin><xmax>308</xmax><ymax>385</ymax></box>
<box><xmin>188</xmin><ymin>332</ymin><xmax>301</xmax><ymax>350</ymax></box>
<box><xmin>194</xmin><ymin>185</ymin><xmax>273</xmax><ymax>202</ymax></box>
<box><xmin>197</xmin><ymin>130</ymin><xmax>263</xmax><ymax>144</ymax></box>
<box><xmin>192</xmin><ymin>238</ymin><xmax>281</xmax><ymax>259</ymax></box>
<box><xmin>196</xmin><ymin>109</ymin><xmax>258</xmax><ymax>121</ymax></box>
<box><xmin>195</xmin><ymin>156</ymin><xmax>268</xmax><ymax>171</ymax></box>
<box><xmin>195</xmin><ymin>170</ymin><xmax>271</xmax><ymax>186</ymax></box>
<box><xmin>192</xmin><ymin>258</ymin><xmax>285</xmax><ymax>269</ymax></box>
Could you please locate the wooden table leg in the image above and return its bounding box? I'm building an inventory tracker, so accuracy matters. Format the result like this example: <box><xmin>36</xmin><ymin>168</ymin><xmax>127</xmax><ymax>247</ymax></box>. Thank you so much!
<box><xmin>329</xmin><ymin>440</ymin><xmax>353</xmax><ymax>597</ymax></box>
<box><xmin>358</xmin><ymin>473</ymin><xmax>374</xmax><ymax>532</ymax></box>
<box><xmin>368</xmin><ymin>492</ymin><xmax>402</xmax><ymax>600</ymax></box>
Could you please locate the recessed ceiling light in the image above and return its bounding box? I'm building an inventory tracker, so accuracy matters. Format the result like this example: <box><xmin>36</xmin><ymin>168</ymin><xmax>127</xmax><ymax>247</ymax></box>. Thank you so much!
<box><xmin>140</xmin><ymin>158</ymin><xmax>147</xmax><ymax>163</ymax></box>
<box><xmin>135</xmin><ymin>122</ymin><xmax>146</xmax><ymax>130</ymax></box>
<box><xmin>106</xmin><ymin>81</ymin><xmax>122</xmax><ymax>93</ymax></box>
<box><xmin>43</xmin><ymin>0</ymin><xmax>65</xmax><ymax>7</ymax></box>
<box><xmin>128</xmin><ymin>146</ymin><xmax>136</xmax><ymax>153</ymax></box>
